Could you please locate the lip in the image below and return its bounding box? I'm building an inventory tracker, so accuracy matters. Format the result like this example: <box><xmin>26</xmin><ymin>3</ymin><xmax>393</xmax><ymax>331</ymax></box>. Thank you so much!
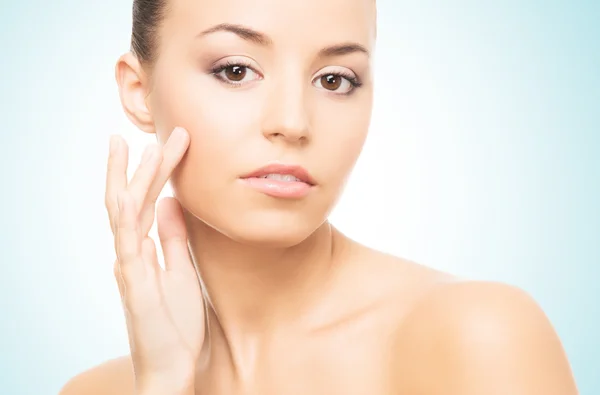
<box><xmin>240</xmin><ymin>163</ymin><xmax>316</xmax><ymax>185</ymax></box>
<box><xmin>239</xmin><ymin>162</ymin><xmax>316</xmax><ymax>199</ymax></box>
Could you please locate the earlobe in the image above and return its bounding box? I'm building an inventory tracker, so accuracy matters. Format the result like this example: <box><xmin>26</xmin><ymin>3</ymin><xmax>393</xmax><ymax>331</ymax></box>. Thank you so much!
<box><xmin>115</xmin><ymin>52</ymin><xmax>156</xmax><ymax>134</ymax></box>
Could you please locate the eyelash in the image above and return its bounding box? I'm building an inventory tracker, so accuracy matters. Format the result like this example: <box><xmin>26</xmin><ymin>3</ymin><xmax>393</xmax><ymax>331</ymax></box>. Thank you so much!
<box><xmin>210</xmin><ymin>60</ymin><xmax>257</xmax><ymax>85</ymax></box>
<box><xmin>209</xmin><ymin>61</ymin><xmax>363</xmax><ymax>95</ymax></box>
<box><xmin>325</xmin><ymin>71</ymin><xmax>363</xmax><ymax>93</ymax></box>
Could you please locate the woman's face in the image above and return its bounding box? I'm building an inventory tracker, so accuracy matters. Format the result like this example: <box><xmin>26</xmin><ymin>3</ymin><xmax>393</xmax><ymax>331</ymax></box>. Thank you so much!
<box><xmin>147</xmin><ymin>0</ymin><xmax>376</xmax><ymax>246</ymax></box>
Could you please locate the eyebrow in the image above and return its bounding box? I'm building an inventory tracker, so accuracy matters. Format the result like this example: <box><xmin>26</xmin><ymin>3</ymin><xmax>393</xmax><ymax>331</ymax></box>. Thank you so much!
<box><xmin>197</xmin><ymin>23</ymin><xmax>369</xmax><ymax>58</ymax></box>
<box><xmin>318</xmin><ymin>43</ymin><xmax>369</xmax><ymax>58</ymax></box>
<box><xmin>198</xmin><ymin>23</ymin><xmax>273</xmax><ymax>46</ymax></box>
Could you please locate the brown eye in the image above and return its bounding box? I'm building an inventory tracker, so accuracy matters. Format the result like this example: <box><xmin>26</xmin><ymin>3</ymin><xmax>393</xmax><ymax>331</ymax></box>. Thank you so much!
<box><xmin>225</xmin><ymin>65</ymin><xmax>247</xmax><ymax>82</ymax></box>
<box><xmin>313</xmin><ymin>70</ymin><xmax>359</xmax><ymax>95</ymax></box>
<box><xmin>212</xmin><ymin>62</ymin><xmax>261</xmax><ymax>86</ymax></box>
<box><xmin>320</xmin><ymin>74</ymin><xmax>342</xmax><ymax>91</ymax></box>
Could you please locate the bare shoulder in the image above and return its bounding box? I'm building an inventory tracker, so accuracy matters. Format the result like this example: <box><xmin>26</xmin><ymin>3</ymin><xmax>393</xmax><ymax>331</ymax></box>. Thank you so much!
<box><xmin>330</xmin><ymin>242</ymin><xmax>458</xmax><ymax>322</ymax></box>
<box><xmin>348</xmin><ymin>241</ymin><xmax>453</xmax><ymax>285</ymax></box>
<box><xmin>348</xmin><ymin>246</ymin><xmax>457</xmax><ymax>305</ymax></box>
<box><xmin>59</xmin><ymin>355</ymin><xmax>134</xmax><ymax>395</ymax></box>
<box><xmin>393</xmin><ymin>280</ymin><xmax>578</xmax><ymax>394</ymax></box>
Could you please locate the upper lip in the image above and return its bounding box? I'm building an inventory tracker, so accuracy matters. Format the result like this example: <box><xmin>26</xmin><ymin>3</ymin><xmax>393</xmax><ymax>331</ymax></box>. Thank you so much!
<box><xmin>241</xmin><ymin>162</ymin><xmax>316</xmax><ymax>185</ymax></box>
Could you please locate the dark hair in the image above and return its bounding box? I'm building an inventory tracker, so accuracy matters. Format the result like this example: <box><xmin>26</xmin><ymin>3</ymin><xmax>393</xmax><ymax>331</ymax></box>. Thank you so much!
<box><xmin>131</xmin><ymin>0</ymin><xmax>376</xmax><ymax>65</ymax></box>
<box><xmin>131</xmin><ymin>0</ymin><xmax>168</xmax><ymax>66</ymax></box>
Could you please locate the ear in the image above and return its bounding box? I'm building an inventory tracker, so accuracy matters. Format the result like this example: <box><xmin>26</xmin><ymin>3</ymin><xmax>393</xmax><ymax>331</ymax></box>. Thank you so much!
<box><xmin>115</xmin><ymin>52</ymin><xmax>156</xmax><ymax>134</ymax></box>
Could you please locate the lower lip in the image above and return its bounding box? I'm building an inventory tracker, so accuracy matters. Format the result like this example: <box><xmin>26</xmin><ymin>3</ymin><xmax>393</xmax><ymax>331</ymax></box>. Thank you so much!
<box><xmin>240</xmin><ymin>177</ymin><xmax>313</xmax><ymax>198</ymax></box>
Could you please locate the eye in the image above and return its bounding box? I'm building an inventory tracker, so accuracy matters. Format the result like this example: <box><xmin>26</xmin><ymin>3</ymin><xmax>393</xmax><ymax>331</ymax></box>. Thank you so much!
<box><xmin>313</xmin><ymin>72</ymin><xmax>362</xmax><ymax>95</ymax></box>
<box><xmin>211</xmin><ymin>61</ymin><xmax>262</xmax><ymax>86</ymax></box>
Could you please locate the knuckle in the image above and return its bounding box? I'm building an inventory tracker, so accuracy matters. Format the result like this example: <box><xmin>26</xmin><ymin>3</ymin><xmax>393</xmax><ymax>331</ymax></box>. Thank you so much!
<box><xmin>117</xmin><ymin>262</ymin><xmax>137</xmax><ymax>287</ymax></box>
<box><xmin>104</xmin><ymin>195</ymin><xmax>115</xmax><ymax>211</ymax></box>
<box><xmin>147</xmin><ymin>192</ymin><xmax>159</xmax><ymax>205</ymax></box>
<box><xmin>107</xmin><ymin>156</ymin><xmax>120</xmax><ymax>170</ymax></box>
<box><xmin>106</xmin><ymin>161</ymin><xmax>117</xmax><ymax>173</ymax></box>
<box><xmin>117</xmin><ymin>248</ymin><xmax>137</xmax><ymax>266</ymax></box>
<box><xmin>112</xmin><ymin>260</ymin><xmax>121</xmax><ymax>279</ymax></box>
<box><xmin>114</xmin><ymin>213</ymin><xmax>124</xmax><ymax>232</ymax></box>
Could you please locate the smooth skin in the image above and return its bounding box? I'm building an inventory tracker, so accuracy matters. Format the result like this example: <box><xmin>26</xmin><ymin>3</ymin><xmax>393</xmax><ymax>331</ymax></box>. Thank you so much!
<box><xmin>60</xmin><ymin>0</ymin><xmax>578</xmax><ymax>393</ymax></box>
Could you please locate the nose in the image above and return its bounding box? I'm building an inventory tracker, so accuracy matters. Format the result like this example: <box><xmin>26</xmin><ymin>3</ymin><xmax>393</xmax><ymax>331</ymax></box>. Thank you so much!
<box><xmin>261</xmin><ymin>78</ymin><xmax>310</xmax><ymax>144</ymax></box>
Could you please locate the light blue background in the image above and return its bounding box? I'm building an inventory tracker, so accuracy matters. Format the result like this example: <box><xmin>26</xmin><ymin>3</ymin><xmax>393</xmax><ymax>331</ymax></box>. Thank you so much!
<box><xmin>0</xmin><ymin>0</ymin><xmax>598</xmax><ymax>393</ymax></box>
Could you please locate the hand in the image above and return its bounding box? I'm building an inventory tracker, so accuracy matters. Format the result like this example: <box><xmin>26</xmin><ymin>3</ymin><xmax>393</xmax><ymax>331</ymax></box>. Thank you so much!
<box><xmin>105</xmin><ymin>127</ymin><xmax>205</xmax><ymax>394</ymax></box>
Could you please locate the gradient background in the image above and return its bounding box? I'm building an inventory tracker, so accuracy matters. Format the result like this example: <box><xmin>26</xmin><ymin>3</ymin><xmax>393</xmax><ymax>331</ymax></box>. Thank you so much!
<box><xmin>1</xmin><ymin>0</ymin><xmax>598</xmax><ymax>393</ymax></box>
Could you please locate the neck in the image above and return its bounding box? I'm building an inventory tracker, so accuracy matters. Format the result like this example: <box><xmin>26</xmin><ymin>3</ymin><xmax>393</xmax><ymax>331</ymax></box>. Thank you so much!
<box><xmin>184</xmin><ymin>211</ymin><xmax>348</xmax><ymax>374</ymax></box>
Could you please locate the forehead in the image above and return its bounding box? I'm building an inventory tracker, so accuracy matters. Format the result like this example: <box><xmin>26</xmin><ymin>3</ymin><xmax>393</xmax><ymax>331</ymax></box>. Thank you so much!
<box><xmin>164</xmin><ymin>0</ymin><xmax>376</xmax><ymax>50</ymax></box>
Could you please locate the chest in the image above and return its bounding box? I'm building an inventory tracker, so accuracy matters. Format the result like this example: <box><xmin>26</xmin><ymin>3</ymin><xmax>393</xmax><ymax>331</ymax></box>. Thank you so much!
<box><xmin>261</xmin><ymin>334</ymin><xmax>396</xmax><ymax>395</ymax></box>
<box><xmin>201</xmin><ymin>319</ymin><xmax>399</xmax><ymax>395</ymax></box>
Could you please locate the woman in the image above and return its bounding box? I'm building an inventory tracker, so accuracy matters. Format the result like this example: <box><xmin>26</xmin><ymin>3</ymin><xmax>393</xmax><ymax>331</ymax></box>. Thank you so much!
<box><xmin>61</xmin><ymin>0</ymin><xmax>578</xmax><ymax>393</ymax></box>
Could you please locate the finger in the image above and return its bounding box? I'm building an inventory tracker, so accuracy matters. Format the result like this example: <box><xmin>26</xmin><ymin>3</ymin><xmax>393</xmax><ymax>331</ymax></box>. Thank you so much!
<box><xmin>105</xmin><ymin>135</ymin><xmax>129</xmax><ymax>234</ymax></box>
<box><xmin>115</xmin><ymin>190</ymin><xmax>145</xmax><ymax>282</ymax></box>
<box><xmin>157</xmin><ymin>197</ymin><xmax>195</xmax><ymax>274</ymax></box>
<box><xmin>141</xmin><ymin>236</ymin><xmax>161</xmax><ymax>272</ymax></box>
<box><xmin>139</xmin><ymin>128</ymin><xmax>190</xmax><ymax>226</ymax></box>
<box><xmin>127</xmin><ymin>143</ymin><xmax>163</xmax><ymax>210</ymax></box>
<box><xmin>113</xmin><ymin>259</ymin><xmax>125</xmax><ymax>298</ymax></box>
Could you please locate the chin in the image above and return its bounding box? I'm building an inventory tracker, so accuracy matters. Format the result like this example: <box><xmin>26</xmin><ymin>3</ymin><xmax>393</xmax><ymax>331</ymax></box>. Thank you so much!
<box><xmin>218</xmin><ymin>208</ymin><xmax>327</xmax><ymax>248</ymax></box>
<box><xmin>181</xmin><ymin>197</ymin><xmax>328</xmax><ymax>248</ymax></box>
<box><xmin>239</xmin><ymin>213</ymin><xmax>328</xmax><ymax>248</ymax></box>
<box><xmin>173</xmin><ymin>175</ymin><xmax>336</xmax><ymax>248</ymax></box>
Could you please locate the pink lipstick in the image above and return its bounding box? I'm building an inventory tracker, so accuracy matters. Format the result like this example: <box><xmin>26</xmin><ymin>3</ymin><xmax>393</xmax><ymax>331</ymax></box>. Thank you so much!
<box><xmin>239</xmin><ymin>163</ymin><xmax>315</xmax><ymax>199</ymax></box>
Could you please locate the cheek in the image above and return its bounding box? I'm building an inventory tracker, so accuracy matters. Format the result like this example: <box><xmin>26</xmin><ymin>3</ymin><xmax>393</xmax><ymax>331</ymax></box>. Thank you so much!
<box><xmin>155</xmin><ymin>76</ymin><xmax>266</xmax><ymax>219</ymax></box>
<box><xmin>155</xmin><ymin>75</ymin><xmax>267</xmax><ymax>175</ymax></box>
<box><xmin>154</xmin><ymin>71</ymin><xmax>262</xmax><ymax>143</ymax></box>
<box><xmin>156</xmin><ymin>70</ymin><xmax>370</xmax><ymax>222</ymax></box>
<box><xmin>313</xmin><ymin>98</ymin><xmax>372</xmax><ymax>183</ymax></box>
